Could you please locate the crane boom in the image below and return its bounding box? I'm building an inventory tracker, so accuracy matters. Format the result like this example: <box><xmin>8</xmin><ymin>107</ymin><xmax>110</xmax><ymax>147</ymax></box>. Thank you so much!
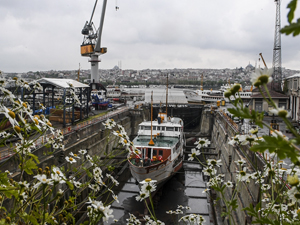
<box><xmin>81</xmin><ymin>0</ymin><xmax>108</xmax><ymax>84</ymax></box>
<box><xmin>259</xmin><ymin>53</ymin><xmax>268</xmax><ymax>69</ymax></box>
<box><xmin>95</xmin><ymin>0</ymin><xmax>107</xmax><ymax>53</ymax></box>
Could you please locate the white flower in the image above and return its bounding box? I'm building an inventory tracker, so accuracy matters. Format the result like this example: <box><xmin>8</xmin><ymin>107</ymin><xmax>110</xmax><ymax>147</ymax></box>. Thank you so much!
<box><xmin>235</xmin><ymin>159</ymin><xmax>246</xmax><ymax>167</ymax></box>
<box><xmin>112</xmin><ymin>194</ymin><xmax>119</xmax><ymax>203</ymax></box>
<box><xmin>236</xmin><ymin>167</ymin><xmax>250</xmax><ymax>182</ymax></box>
<box><xmin>73</xmin><ymin>180</ymin><xmax>82</xmax><ymax>188</ymax></box>
<box><xmin>86</xmin><ymin>154</ymin><xmax>94</xmax><ymax>165</ymax></box>
<box><xmin>225</xmin><ymin>181</ymin><xmax>233</xmax><ymax>188</ymax></box>
<box><xmin>271</xmin><ymin>130</ymin><xmax>289</xmax><ymax>140</ymax></box>
<box><xmin>33</xmin><ymin>174</ymin><xmax>53</xmax><ymax>188</ymax></box>
<box><xmin>261</xmin><ymin>184</ymin><xmax>271</xmax><ymax>191</ymax></box>
<box><xmin>88</xmin><ymin>184</ymin><xmax>100</xmax><ymax>192</ymax></box>
<box><xmin>202</xmin><ymin>188</ymin><xmax>210</xmax><ymax>193</ymax></box>
<box><xmin>251</xmin><ymin>68</ymin><xmax>273</xmax><ymax>86</ymax></box>
<box><xmin>93</xmin><ymin>167</ymin><xmax>103</xmax><ymax>178</ymax></box>
<box><xmin>270</xmin><ymin>106</ymin><xmax>290</xmax><ymax>118</ymax></box>
<box><xmin>207</xmin><ymin>159</ymin><xmax>222</xmax><ymax>167</ymax></box>
<box><xmin>103</xmin><ymin>118</ymin><xmax>116</xmax><ymax>129</ymax></box>
<box><xmin>249</xmin><ymin>127</ymin><xmax>259</xmax><ymax>135</ymax></box>
<box><xmin>135</xmin><ymin>191</ymin><xmax>149</xmax><ymax>201</ymax></box>
<box><xmin>52</xmin><ymin>166</ymin><xmax>65</xmax><ymax>179</ymax></box>
<box><xmin>188</xmin><ymin>148</ymin><xmax>201</xmax><ymax>161</ymax></box>
<box><xmin>106</xmin><ymin>174</ymin><xmax>119</xmax><ymax>186</ymax></box>
<box><xmin>65</xmin><ymin>156</ymin><xmax>77</xmax><ymax>164</ymax></box>
<box><xmin>69</xmin><ymin>152</ymin><xmax>80</xmax><ymax>159</ymax></box>
<box><xmin>51</xmin><ymin>173</ymin><xmax>66</xmax><ymax>184</ymax></box>
<box><xmin>140</xmin><ymin>179</ymin><xmax>157</xmax><ymax>193</ymax></box>
<box><xmin>18</xmin><ymin>180</ymin><xmax>30</xmax><ymax>189</ymax></box>
<box><xmin>194</xmin><ymin>138</ymin><xmax>210</xmax><ymax>148</ymax></box>
<box><xmin>203</xmin><ymin>166</ymin><xmax>217</xmax><ymax>176</ymax></box>
<box><xmin>79</xmin><ymin>149</ymin><xmax>87</xmax><ymax>155</ymax></box>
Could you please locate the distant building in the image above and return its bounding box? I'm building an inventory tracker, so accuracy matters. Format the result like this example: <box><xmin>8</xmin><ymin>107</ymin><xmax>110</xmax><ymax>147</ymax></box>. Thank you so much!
<box><xmin>250</xmin><ymin>84</ymin><xmax>289</xmax><ymax>115</ymax></box>
<box><xmin>285</xmin><ymin>73</ymin><xmax>300</xmax><ymax>121</ymax></box>
<box><xmin>245</xmin><ymin>63</ymin><xmax>255</xmax><ymax>72</ymax></box>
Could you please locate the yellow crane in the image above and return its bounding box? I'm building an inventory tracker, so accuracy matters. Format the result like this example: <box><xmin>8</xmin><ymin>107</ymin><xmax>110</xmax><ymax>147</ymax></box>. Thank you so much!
<box><xmin>259</xmin><ymin>53</ymin><xmax>268</xmax><ymax>69</ymax></box>
<box><xmin>200</xmin><ymin>74</ymin><xmax>203</xmax><ymax>91</ymax></box>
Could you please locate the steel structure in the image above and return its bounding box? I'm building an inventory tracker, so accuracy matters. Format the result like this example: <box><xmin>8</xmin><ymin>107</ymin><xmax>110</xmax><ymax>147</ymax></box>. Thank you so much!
<box><xmin>272</xmin><ymin>0</ymin><xmax>283</xmax><ymax>92</ymax></box>
<box><xmin>81</xmin><ymin>0</ymin><xmax>108</xmax><ymax>85</ymax></box>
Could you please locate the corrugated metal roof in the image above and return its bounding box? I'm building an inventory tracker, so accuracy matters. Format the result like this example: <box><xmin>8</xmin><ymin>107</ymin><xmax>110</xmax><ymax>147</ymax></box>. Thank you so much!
<box><xmin>286</xmin><ymin>73</ymin><xmax>300</xmax><ymax>79</ymax></box>
<box><xmin>37</xmin><ymin>78</ymin><xmax>89</xmax><ymax>89</ymax></box>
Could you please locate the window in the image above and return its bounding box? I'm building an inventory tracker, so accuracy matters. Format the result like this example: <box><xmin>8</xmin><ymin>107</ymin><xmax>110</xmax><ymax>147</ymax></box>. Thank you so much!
<box><xmin>147</xmin><ymin>148</ymin><xmax>151</xmax><ymax>158</ymax></box>
<box><xmin>166</xmin><ymin>127</ymin><xmax>174</xmax><ymax>131</ymax></box>
<box><xmin>161</xmin><ymin>127</ymin><xmax>165</xmax><ymax>131</ymax></box>
<box><xmin>159</xmin><ymin>150</ymin><xmax>163</xmax><ymax>156</ymax></box>
<box><xmin>153</xmin><ymin>126</ymin><xmax>156</xmax><ymax>130</ymax></box>
<box><xmin>255</xmin><ymin>100</ymin><xmax>263</xmax><ymax>112</ymax></box>
<box><xmin>145</xmin><ymin>126</ymin><xmax>151</xmax><ymax>130</ymax></box>
<box><xmin>175</xmin><ymin>127</ymin><xmax>178</xmax><ymax>131</ymax></box>
<box><xmin>140</xmin><ymin>126</ymin><xmax>144</xmax><ymax>130</ymax></box>
<box><xmin>279</xmin><ymin>99</ymin><xmax>286</xmax><ymax>109</ymax></box>
<box><xmin>294</xmin><ymin>80</ymin><xmax>298</xmax><ymax>90</ymax></box>
<box><xmin>153</xmin><ymin>149</ymin><xmax>157</xmax><ymax>156</ymax></box>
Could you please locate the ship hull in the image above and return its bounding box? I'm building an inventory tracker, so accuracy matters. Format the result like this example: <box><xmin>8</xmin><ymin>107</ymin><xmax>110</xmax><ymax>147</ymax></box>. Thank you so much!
<box><xmin>129</xmin><ymin>154</ymin><xmax>183</xmax><ymax>187</ymax></box>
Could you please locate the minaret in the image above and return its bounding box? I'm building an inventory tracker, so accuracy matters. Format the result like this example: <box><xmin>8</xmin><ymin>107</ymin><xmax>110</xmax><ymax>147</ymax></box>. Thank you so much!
<box><xmin>272</xmin><ymin>0</ymin><xmax>283</xmax><ymax>92</ymax></box>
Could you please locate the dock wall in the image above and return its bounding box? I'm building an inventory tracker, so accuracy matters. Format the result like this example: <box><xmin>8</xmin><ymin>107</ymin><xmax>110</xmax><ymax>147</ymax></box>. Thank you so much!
<box><xmin>4</xmin><ymin>107</ymin><xmax>147</xmax><ymax>217</ymax></box>
<box><xmin>200</xmin><ymin>109</ymin><xmax>264</xmax><ymax>225</ymax></box>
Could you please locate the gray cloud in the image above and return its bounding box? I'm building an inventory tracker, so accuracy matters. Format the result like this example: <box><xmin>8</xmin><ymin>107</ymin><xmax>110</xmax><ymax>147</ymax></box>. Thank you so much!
<box><xmin>0</xmin><ymin>0</ymin><xmax>299</xmax><ymax>72</ymax></box>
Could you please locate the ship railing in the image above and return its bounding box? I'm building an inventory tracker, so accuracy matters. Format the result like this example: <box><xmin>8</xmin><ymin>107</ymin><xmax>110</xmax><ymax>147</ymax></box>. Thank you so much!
<box><xmin>145</xmin><ymin>155</ymin><xmax>171</xmax><ymax>174</ymax></box>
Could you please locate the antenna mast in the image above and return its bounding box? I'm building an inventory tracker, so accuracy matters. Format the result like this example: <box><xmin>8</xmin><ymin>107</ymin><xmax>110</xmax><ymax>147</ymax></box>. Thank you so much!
<box><xmin>166</xmin><ymin>74</ymin><xmax>168</xmax><ymax>116</ymax></box>
<box><xmin>272</xmin><ymin>0</ymin><xmax>283</xmax><ymax>92</ymax></box>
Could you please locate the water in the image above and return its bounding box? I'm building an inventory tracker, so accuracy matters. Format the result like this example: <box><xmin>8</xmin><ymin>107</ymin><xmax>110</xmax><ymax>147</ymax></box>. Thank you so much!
<box><xmin>125</xmin><ymin>87</ymin><xmax>188</xmax><ymax>104</ymax></box>
<box><xmin>107</xmin><ymin>162</ymin><xmax>212</xmax><ymax>225</ymax></box>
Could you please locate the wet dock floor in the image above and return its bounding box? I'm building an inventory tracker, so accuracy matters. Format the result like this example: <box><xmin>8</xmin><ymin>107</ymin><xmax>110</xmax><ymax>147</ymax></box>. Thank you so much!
<box><xmin>107</xmin><ymin>161</ymin><xmax>215</xmax><ymax>225</ymax></box>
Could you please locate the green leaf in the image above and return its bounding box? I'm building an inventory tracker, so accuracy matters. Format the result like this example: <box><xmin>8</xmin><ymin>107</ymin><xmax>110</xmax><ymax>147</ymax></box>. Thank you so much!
<box><xmin>66</xmin><ymin>180</ymin><xmax>74</xmax><ymax>190</ymax></box>
<box><xmin>252</xmin><ymin>217</ymin><xmax>275</xmax><ymax>224</ymax></box>
<box><xmin>281</xmin><ymin>18</ymin><xmax>300</xmax><ymax>36</ymax></box>
<box><xmin>24</xmin><ymin>214</ymin><xmax>39</xmax><ymax>225</ymax></box>
<box><xmin>287</xmin><ymin>0</ymin><xmax>297</xmax><ymax>23</ymax></box>
<box><xmin>250</xmin><ymin>135</ymin><xmax>298</xmax><ymax>161</ymax></box>
<box><xmin>24</xmin><ymin>158</ymin><xmax>38</xmax><ymax>175</ymax></box>
<box><xmin>28</xmin><ymin>153</ymin><xmax>40</xmax><ymax>164</ymax></box>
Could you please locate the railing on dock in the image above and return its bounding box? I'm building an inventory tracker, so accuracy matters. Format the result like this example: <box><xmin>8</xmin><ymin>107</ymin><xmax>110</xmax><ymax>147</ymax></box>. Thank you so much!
<box><xmin>215</xmin><ymin>110</ymin><xmax>266</xmax><ymax>171</ymax></box>
<box><xmin>0</xmin><ymin>106</ymin><xmax>130</xmax><ymax>161</ymax></box>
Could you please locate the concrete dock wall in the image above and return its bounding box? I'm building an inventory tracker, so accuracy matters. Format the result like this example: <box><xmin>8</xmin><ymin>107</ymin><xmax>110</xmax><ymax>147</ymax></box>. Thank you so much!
<box><xmin>200</xmin><ymin>109</ymin><xmax>263</xmax><ymax>225</ymax></box>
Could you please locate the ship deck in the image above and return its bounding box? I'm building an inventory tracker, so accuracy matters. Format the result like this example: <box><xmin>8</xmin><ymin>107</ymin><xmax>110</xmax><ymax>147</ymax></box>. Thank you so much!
<box><xmin>133</xmin><ymin>135</ymin><xmax>179</xmax><ymax>148</ymax></box>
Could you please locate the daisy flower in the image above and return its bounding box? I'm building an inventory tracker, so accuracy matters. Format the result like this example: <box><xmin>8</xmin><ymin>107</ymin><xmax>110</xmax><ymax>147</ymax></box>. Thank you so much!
<box><xmin>69</xmin><ymin>152</ymin><xmax>80</xmax><ymax>159</ymax></box>
<box><xmin>135</xmin><ymin>191</ymin><xmax>149</xmax><ymax>202</ymax></box>
<box><xmin>65</xmin><ymin>156</ymin><xmax>77</xmax><ymax>164</ymax></box>
<box><xmin>79</xmin><ymin>149</ymin><xmax>87</xmax><ymax>155</ymax></box>
<box><xmin>194</xmin><ymin>138</ymin><xmax>211</xmax><ymax>148</ymax></box>
<box><xmin>188</xmin><ymin>148</ymin><xmax>201</xmax><ymax>161</ymax></box>
<box><xmin>251</xmin><ymin>68</ymin><xmax>273</xmax><ymax>87</ymax></box>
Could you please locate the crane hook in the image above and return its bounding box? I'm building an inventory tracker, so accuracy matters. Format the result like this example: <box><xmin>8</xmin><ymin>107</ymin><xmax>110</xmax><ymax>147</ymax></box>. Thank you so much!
<box><xmin>115</xmin><ymin>0</ymin><xmax>119</xmax><ymax>11</ymax></box>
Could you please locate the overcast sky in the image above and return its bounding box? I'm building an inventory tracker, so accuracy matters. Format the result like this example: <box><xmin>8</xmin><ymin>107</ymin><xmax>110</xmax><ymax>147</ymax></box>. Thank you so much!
<box><xmin>1</xmin><ymin>0</ymin><xmax>300</xmax><ymax>73</ymax></box>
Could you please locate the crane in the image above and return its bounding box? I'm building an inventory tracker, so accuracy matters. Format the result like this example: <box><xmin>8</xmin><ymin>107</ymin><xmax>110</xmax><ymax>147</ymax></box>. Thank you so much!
<box><xmin>200</xmin><ymin>74</ymin><xmax>203</xmax><ymax>91</ymax></box>
<box><xmin>81</xmin><ymin>0</ymin><xmax>108</xmax><ymax>87</ymax></box>
<box><xmin>259</xmin><ymin>53</ymin><xmax>268</xmax><ymax>69</ymax></box>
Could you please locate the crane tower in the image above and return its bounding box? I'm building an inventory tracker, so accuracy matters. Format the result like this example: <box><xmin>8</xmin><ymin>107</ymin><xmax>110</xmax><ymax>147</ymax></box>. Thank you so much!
<box><xmin>81</xmin><ymin>0</ymin><xmax>107</xmax><ymax>88</ymax></box>
<box><xmin>272</xmin><ymin>0</ymin><xmax>283</xmax><ymax>92</ymax></box>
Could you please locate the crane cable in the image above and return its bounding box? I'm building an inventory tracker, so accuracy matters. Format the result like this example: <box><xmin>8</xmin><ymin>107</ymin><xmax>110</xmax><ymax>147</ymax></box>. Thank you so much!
<box><xmin>115</xmin><ymin>0</ymin><xmax>119</xmax><ymax>11</ymax></box>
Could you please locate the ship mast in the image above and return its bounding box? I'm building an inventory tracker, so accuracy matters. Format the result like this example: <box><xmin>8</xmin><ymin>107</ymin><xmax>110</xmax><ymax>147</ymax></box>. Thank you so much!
<box><xmin>166</xmin><ymin>74</ymin><xmax>168</xmax><ymax>116</ymax></box>
<box><xmin>148</xmin><ymin>91</ymin><xmax>155</xmax><ymax>146</ymax></box>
